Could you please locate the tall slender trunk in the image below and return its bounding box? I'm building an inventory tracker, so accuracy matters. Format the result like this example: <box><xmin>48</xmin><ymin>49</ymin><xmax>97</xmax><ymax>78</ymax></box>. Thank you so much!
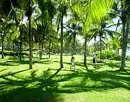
<box><xmin>72</xmin><ymin>32</ymin><xmax>76</xmax><ymax>57</ymax></box>
<box><xmin>19</xmin><ymin>27</ymin><xmax>22</xmax><ymax>61</ymax></box>
<box><xmin>84</xmin><ymin>36</ymin><xmax>87</xmax><ymax>67</ymax></box>
<box><xmin>1</xmin><ymin>35</ymin><xmax>4</xmax><ymax>59</ymax></box>
<box><xmin>41</xmin><ymin>42</ymin><xmax>43</xmax><ymax>58</ymax></box>
<box><xmin>49</xmin><ymin>19</ymin><xmax>53</xmax><ymax>59</ymax></box>
<box><xmin>99</xmin><ymin>31</ymin><xmax>102</xmax><ymax>59</ymax></box>
<box><xmin>28</xmin><ymin>1</ymin><xmax>32</xmax><ymax>69</ymax></box>
<box><xmin>19</xmin><ymin>14</ymin><xmax>24</xmax><ymax>61</ymax></box>
<box><xmin>94</xmin><ymin>35</ymin><xmax>96</xmax><ymax>53</ymax></box>
<box><xmin>60</xmin><ymin>12</ymin><xmax>63</xmax><ymax>68</ymax></box>
<box><xmin>49</xmin><ymin>41</ymin><xmax>51</xmax><ymax>58</ymax></box>
<box><xmin>39</xmin><ymin>42</ymin><xmax>41</xmax><ymax>59</ymax></box>
<box><xmin>39</xmin><ymin>42</ymin><xmax>43</xmax><ymax>60</ymax></box>
<box><xmin>120</xmin><ymin>15</ymin><xmax>130</xmax><ymax>70</ymax></box>
<box><xmin>19</xmin><ymin>40</ymin><xmax>22</xmax><ymax>61</ymax></box>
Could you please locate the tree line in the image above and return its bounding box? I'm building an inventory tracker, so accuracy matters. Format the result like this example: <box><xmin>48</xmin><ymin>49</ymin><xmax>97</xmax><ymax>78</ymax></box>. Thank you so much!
<box><xmin>0</xmin><ymin>0</ymin><xmax>130</xmax><ymax>71</ymax></box>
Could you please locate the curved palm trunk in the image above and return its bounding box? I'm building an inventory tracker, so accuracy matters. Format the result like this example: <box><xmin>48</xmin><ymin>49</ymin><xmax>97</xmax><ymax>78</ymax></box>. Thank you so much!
<box><xmin>60</xmin><ymin>12</ymin><xmax>64</xmax><ymax>68</ymax></box>
<box><xmin>84</xmin><ymin>36</ymin><xmax>87</xmax><ymax>67</ymax></box>
<box><xmin>120</xmin><ymin>15</ymin><xmax>130</xmax><ymax>70</ymax></box>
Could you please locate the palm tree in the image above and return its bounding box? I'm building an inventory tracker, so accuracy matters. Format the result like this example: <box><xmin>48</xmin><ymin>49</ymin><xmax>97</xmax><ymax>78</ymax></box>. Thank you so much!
<box><xmin>0</xmin><ymin>0</ymin><xmax>34</xmax><ymax>68</ymax></box>
<box><xmin>60</xmin><ymin>5</ymin><xmax>65</xmax><ymax>68</ymax></box>
<box><xmin>84</xmin><ymin>35</ymin><xmax>87</xmax><ymax>67</ymax></box>
<box><xmin>56</xmin><ymin>1</ymin><xmax>67</xmax><ymax>68</ymax></box>
<box><xmin>85</xmin><ymin>0</ymin><xmax>114</xmax><ymax>59</ymax></box>
<box><xmin>120</xmin><ymin>0</ymin><xmax>130</xmax><ymax>70</ymax></box>
<box><xmin>36</xmin><ymin>0</ymin><xmax>56</xmax><ymax>59</ymax></box>
<box><xmin>64</xmin><ymin>23</ymin><xmax>81</xmax><ymax>57</ymax></box>
<box><xmin>1</xmin><ymin>30</ymin><xmax>4</xmax><ymax>59</ymax></box>
<box><xmin>25</xmin><ymin>0</ymin><xmax>33</xmax><ymax>69</ymax></box>
<box><xmin>90</xmin><ymin>20</ymin><xmax>116</xmax><ymax>59</ymax></box>
<box><xmin>0</xmin><ymin>0</ymin><xmax>12</xmax><ymax>59</ymax></box>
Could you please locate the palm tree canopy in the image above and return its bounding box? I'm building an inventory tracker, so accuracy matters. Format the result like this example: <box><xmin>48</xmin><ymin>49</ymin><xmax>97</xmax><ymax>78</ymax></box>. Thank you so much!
<box><xmin>84</xmin><ymin>0</ymin><xmax>114</xmax><ymax>32</ymax></box>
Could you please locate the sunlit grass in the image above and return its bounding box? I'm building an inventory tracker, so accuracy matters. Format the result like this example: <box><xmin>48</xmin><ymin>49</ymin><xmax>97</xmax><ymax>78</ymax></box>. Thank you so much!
<box><xmin>0</xmin><ymin>55</ymin><xmax>130</xmax><ymax>102</ymax></box>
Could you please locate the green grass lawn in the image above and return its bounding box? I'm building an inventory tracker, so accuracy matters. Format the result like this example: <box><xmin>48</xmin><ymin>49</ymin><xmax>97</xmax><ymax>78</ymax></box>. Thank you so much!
<box><xmin>0</xmin><ymin>55</ymin><xmax>130</xmax><ymax>102</ymax></box>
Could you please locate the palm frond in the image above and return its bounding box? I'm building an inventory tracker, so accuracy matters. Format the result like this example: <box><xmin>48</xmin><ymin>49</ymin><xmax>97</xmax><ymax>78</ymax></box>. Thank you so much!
<box><xmin>84</xmin><ymin>0</ymin><xmax>114</xmax><ymax>32</ymax></box>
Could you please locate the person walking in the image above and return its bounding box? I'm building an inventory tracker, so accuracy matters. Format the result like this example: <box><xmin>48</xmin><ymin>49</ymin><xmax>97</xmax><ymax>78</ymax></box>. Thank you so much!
<box><xmin>71</xmin><ymin>56</ymin><xmax>75</xmax><ymax>71</ymax></box>
<box><xmin>93</xmin><ymin>53</ymin><xmax>97</xmax><ymax>67</ymax></box>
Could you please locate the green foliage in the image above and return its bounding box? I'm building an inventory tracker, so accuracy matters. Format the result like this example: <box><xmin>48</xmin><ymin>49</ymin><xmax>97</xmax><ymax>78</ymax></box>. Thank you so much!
<box><xmin>84</xmin><ymin>0</ymin><xmax>114</xmax><ymax>32</ymax></box>
<box><xmin>126</xmin><ymin>56</ymin><xmax>130</xmax><ymax>60</ymax></box>
<box><xmin>101</xmin><ymin>49</ymin><xmax>120</xmax><ymax>60</ymax></box>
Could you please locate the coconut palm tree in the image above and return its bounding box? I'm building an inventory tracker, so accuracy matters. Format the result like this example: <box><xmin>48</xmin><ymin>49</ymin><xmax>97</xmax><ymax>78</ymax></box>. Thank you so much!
<box><xmin>120</xmin><ymin>0</ymin><xmax>130</xmax><ymax>70</ymax></box>
<box><xmin>64</xmin><ymin>22</ymin><xmax>82</xmax><ymax>57</ymax></box>
<box><xmin>71</xmin><ymin>0</ymin><xmax>114</xmax><ymax>66</ymax></box>
<box><xmin>56</xmin><ymin>0</ymin><xmax>68</xmax><ymax>68</ymax></box>
<box><xmin>36</xmin><ymin>0</ymin><xmax>56</xmax><ymax>59</ymax></box>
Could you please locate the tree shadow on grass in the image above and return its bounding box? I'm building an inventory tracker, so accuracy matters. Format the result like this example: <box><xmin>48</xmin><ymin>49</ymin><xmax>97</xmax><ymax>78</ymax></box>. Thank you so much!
<box><xmin>0</xmin><ymin>87</ymin><xmax>60</xmax><ymax>102</ymax></box>
<box><xmin>0</xmin><ymin>62</ymin><xmax>130</xmax><ymax>101</ymax></box>
<box><xmin>0</xmin><ymin>68</ymin><xmax>7</xmax><ymax>72</ymax></box>
<box><xmin>0</xmin><ymin>61</ymin><xmax>18</xmax><ymax>66</ymax></box>
<box><xmin>19</xmin><ymin>59</ymin><xmax>51</xmax><ymax>64</ymax></box>
<box><xmin>0</xmin><ymin>59</ymin><xmax>51</xmax><ymax>66</ymax></box>
<box><xmin>0</xmin><ymin>69</ymin><xmax>30</xmax><ymax>78</ymax></box>
<box><xmin>104</xmin><ymin>61</ymin><xmax>120</xmax><ymax>68</ymax></box>
<box><xmin>53</xmin><ymin>69</ymin><xmax>130</xmax><ymax>93</ymax></box>
<box><xmin>0</xmin><ymin>69</ymin><xmax>62</xmax><ymax>102</ymax></box>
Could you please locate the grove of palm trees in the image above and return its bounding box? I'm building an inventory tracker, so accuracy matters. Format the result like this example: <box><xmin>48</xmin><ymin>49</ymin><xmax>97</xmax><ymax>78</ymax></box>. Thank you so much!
<box><xmin>0</xmin><ymin>0</ymin><xmax>130</xmax><ymax>102</ymax></box>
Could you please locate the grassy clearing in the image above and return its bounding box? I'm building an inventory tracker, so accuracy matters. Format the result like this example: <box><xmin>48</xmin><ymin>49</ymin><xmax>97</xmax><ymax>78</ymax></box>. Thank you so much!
<box><xmin>0</xmin><ymin>55</ymin><xmax>130</xmax><ymax>102</ymax></box>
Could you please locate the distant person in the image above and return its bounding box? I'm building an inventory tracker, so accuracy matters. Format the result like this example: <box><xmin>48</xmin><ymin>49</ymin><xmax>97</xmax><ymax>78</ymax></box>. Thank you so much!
<box><xmin>93</xmin><ymin>53</ymin><xmax>104</xmax><ymax>64</ymax></box>
<box><xmin>93</xmin><ymin>53</ymin><xmax>97</xmax><ymax>68</ymax></box>
<box><xmin>70</xmin><ymin>56</ymin><xmax>75</xmax><ymax>71</ymax></box>
<box><xmin>93</xmin><ymin>53</ymin><xmax>97</xmax><ymax>63</ymax></box>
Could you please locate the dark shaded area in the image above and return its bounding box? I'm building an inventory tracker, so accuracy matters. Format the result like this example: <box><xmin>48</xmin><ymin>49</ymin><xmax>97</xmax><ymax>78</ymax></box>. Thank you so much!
<box><xmin>54</xmin><ymin>69</ymin><xmax>130</xmax><ymax>93</ymax></box>
<box><xmin>0</xmin><ymin>69</ymin><xmax>60</xmax><ymax>102</ymax></box>
<box><xmin>0</xmin><ymin>59</ymin><xmax>51</xmax><ymax>66</ymax></box>
<box><xmin>0</xmin><ymin>88</ymin><xmax>59</xmax><ymax>102</ymax></box>
<box><xmin>0</xmin><ymin>51</ymin><xmax>28</xmax><ymax>57</ymax></box>
<box><xmin>0</xmin><ymin>68</ymin><xmax>7</xmax><ymax>72</ymax></box>
<box><xmin>0</xmin><ymin>69</ymin><xmax>30</xmax><ymax>78</ymax></box>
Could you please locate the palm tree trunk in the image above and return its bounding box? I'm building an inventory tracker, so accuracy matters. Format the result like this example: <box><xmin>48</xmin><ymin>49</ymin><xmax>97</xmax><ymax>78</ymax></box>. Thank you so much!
<box><xmin>120</xmin><ymin>15</ymin><xmax>130</xmax><ymax>70</ymax></box>
<box><xmin>19</xmin><ymin>40</ymin><xmax>22</xmax><ymax>61</ymax></box>
<box><xmin>1</xmin><ymin>35</ymin><xmax>4</xmax><ymax>59</ymax></box>
<box><xmin>28</xmin><ymin>1</ymin><xmax>32</xmax><ymax>69</ymax></box>
<box><xmin>39</xmin><ymin>42</ymin><xmax>41</xmax><ymax>59</ymax></box>
<box><xmin>39</xmin><ymin>42</ymin><xmax>43</xmax><ymax>60</ymax></box>
<box><xmin>49</xmin><ymin>41</ymin><xmax>51</xmax><ymax>58</ymax></box>
<box><xmin>72</xmin><ymin>32</ymin><xmax>76</xmax><ymax>57</ymax></box>
<box><xmin>60</xmin><ymin>12</ymin><xmax>64</xmax><ymax>68</ymax></box>
<box><xmin>48</xmin><ymin>19</ymin><xmax>53</xmax><ymax>59</ymax></box>
<box><xmin>99</xmin><ymin>32</ymin><xmax>102</xmax><ymax>59</ymax></box>
<box><xmin>94</xmin><ymin>35</ymin><xmax>96</xmax><ymax>53</ymax></box>
<box><xmin>84</xmin><ymin>36</ymin><xmax>87</xmax><ymax>67</ymax></box>
<box><xmin>41</xmin><ymin>42</ymin><xmax>43</xmax><ymax>58</ymax></box>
